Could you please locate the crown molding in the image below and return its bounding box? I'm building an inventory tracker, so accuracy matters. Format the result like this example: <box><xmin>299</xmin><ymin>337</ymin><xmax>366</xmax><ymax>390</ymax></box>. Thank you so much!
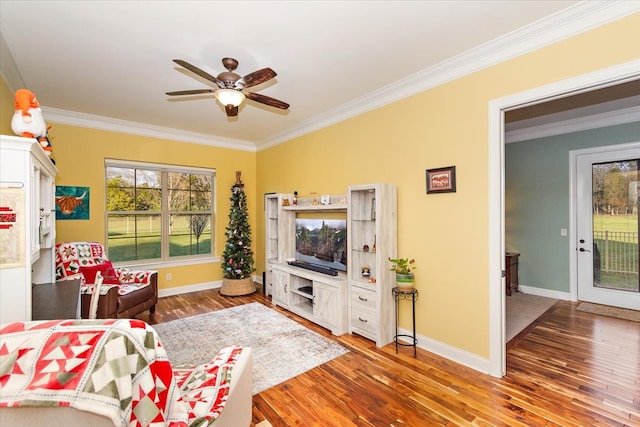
<box><xmin>256</xmin><ymin>1</ymin><xmax>640</xmax><ymax>149</ymax></box>
<box><xmin>505</xmin><ymin>105</ymin><xmax>640</xmax><ymax>143</ymax></box>
<box><xmin>0</xmin><ymin>31</ymin><xmax>25</xmax><ymax>91</ymax></box>
<box><xmin>42</xmin><ymin>107</ymin><xmax>256</xmax><ymax>152</ymax></box>
<box><xmin>3</xmin><ymin>3</ymin><xmax>637</xmax><ymax>150</ymax></box>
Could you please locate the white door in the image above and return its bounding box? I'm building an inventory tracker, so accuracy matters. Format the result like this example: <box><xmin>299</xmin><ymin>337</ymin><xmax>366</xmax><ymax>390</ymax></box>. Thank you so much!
<box><xmin>576</xmin><ymin>144</ymin><xmax>640</xmax><ymax>310</ymax></box>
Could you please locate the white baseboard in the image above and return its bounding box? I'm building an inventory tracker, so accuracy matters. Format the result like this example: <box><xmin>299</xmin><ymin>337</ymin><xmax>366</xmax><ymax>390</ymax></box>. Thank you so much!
<box><xmin>158</xmin><ymin>281</ymin><xmax>221</xmax><ymax>298</ymax></box>
<box><xmin>518</xmin><ymin>285</ymin><xmax>572</xmax><ymax>301</ymax></box>
<box><xmin>158</xmin><ymin>274</ymin><xmax>264</xmax><ymax>298</ymax></box>
<box><xmin>397</xmin><ymin>327</ymin><xmax>491</xmax><ymax>374</ymax></box>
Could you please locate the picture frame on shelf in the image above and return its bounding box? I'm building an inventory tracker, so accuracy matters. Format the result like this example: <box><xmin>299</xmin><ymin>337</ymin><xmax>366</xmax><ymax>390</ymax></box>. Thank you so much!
<box><xmin>426</xmin><ymin>166</ymin><xmax>456</xmax><ymax>194</ymax></box>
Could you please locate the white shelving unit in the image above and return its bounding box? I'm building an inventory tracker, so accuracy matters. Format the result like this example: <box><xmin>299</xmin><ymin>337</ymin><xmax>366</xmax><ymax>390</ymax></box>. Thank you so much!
<box><xmin>265</xmin><ymin>184</ymin><xmax>397</xmax><ymax>346</ymax></box>
<box><xmin>347</xmin><ymin>183</ymin><xmax>397</xmax><ymax>347</ymax></box>
<box><xmin>0</xmin><ymin>135</ymin><xmax>58</xmax><ymax>323</ymax></box>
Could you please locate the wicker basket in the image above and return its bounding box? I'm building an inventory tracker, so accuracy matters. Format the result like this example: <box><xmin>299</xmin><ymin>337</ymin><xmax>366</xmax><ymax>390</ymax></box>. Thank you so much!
<box><xmin>220</xmin><ymin>277</ymin><xmax>256</xmax><ymax>296</ymax></box>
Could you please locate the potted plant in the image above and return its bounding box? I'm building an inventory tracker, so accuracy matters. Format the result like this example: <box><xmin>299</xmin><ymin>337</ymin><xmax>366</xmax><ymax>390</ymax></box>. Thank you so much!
<box><xmin>389</xmin><ymin>257</ymin><xmax>416</xmax><ymax>289</ymax></box>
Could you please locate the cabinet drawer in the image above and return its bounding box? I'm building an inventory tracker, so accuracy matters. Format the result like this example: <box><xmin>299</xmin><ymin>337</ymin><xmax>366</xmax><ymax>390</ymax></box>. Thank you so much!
<box><xmin>350</xmin><ymin>306</ymin><xmax>378</xmax><ymax>335</ymax></box>
<box><xmin>351</xmin><ymin>287</ymin><xmax>377</xmax><ymax>310</ymax></box>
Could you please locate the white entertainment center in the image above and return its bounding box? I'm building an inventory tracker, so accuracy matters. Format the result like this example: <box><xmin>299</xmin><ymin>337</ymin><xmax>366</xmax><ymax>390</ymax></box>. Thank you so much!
<box><xmin>264</xmin><ymin>183</ymin><xmax>397</xmax><ymax>347</ymax></box>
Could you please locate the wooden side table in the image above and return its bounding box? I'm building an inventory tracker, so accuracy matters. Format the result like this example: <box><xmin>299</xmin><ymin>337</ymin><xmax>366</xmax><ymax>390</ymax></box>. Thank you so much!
<box><xmin>32</xmin><ymin>279</ymin><xmax>82</xmax><ymax>320</ymax></box>
<box><xmin>392</xmin><ymin>287</ymin><xmax>418</xmax><ymax>357</ymax></box>
<box><xmin>505</xmin><ymin>252</ymin><xmax>520</xmax><ymax>296</ymax></box>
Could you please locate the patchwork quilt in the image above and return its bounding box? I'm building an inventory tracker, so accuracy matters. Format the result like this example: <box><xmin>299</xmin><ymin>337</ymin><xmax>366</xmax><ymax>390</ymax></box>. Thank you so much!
<box><xmin>0</xmin><ymin>319</ymin><xmax>242</xmax><ymax>427</ymax></box>
<box><xmin>55</xmin><ymin>241</ymin><xmax>156</xmax><ymax>297</ymax></box>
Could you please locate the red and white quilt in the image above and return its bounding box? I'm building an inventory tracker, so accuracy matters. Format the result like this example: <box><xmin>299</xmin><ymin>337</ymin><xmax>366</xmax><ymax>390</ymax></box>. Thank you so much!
<box><xmin>0</xmin><ymin>319</ymin><xmax>241</xmax><ymax>427</ymax></box>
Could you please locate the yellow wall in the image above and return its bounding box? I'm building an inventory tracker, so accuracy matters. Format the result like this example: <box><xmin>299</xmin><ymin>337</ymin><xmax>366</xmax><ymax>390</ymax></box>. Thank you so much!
<box><xmin>0</xmin><ymin>78</ymin><xmax>15</xmax><ymax>135</ymax></box>
<box><xmin>0</xmin><ymin>78</ymin><xmax>258</xmax><ymax>292</ymax></box>
<box><xmin>257</xmin><ymin>14</ymin><xmax>640</xmax><ymax>358</ymax></box>
<box><xmin>2</xmin><ymin>13</ymin><xmax>638</xmax><ymax>360</ymax></box>
<box><xmin>50</xmin><ymin>124</ymin><xmax>255</xmax><ymax>291</ymax></box>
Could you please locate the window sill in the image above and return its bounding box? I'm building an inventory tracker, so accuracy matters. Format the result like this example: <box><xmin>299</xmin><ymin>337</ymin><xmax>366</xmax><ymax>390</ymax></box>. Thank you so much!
<box><xmin>114</xmin><ymin>256</ymin><xmax>220</xmax><ymax>271</ymax></box>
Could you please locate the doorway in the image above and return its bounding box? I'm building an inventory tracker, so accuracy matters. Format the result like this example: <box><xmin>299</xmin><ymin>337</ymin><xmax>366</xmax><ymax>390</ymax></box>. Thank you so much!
<box><xmin>573</xmin><ymin>144</ymin><xmax>640</xmax><ymax>310</ymax></box>
<box><xmin>488</xmin><ymin>61</ymin><xmax>640</xmax><ymax>377</ymax></box>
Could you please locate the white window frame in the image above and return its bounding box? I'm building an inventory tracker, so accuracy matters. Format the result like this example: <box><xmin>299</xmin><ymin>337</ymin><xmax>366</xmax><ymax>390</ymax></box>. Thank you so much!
<box><xmin>105</xmin><ymin>159</ymin><xmax>217</xmax><ymax>269</ymax></box>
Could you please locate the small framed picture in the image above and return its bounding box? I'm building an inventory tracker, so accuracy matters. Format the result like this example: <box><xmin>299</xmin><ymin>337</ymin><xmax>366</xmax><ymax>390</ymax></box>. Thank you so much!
<box><xmin>426</xmin><ymin>166</ymin><xmax>456</xmax><ymax>194</ymax></box>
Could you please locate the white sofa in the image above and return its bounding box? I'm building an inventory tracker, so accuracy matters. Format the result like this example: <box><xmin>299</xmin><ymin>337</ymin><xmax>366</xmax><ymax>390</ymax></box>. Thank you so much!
<box><xmin>0</xmin><ymin>319</ymin><xmax>253</xmax><ymax>427</ymax></box>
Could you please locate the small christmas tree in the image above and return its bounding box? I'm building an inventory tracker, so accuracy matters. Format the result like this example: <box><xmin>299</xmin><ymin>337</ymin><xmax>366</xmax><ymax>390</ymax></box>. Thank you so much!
<box><xmin>221</xmin><ymin>171</ymin><xmax>255</xmax><ymax>284</ymax></box>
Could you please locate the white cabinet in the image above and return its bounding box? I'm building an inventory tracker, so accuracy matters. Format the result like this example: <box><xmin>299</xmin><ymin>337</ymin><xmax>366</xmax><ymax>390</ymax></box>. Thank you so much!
<box><xmin>272</xmin><ymin>263</ymin><xmax>347</xmax><ymax>335</ymax></box>
<box><xmin>264</xmin><ymin>193</ymin><xmax>292</xmax><ymax>296</ymax></box>
<box><xmin>271</xmin><ymin>266</ymin><xmax>290</xmax><ymax>307</ymax></box>
<box><xmin>347</xmin><ymin>183</ymin><xmax>397</xmax><ymax>347</ymax></box>
<box><xmin>0</xmin><ymin>135</ymin><xmax>58</xmax><ymax>323</ymax></box>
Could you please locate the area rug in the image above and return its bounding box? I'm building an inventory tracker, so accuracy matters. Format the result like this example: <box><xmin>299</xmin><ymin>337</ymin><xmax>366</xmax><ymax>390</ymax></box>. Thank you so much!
<box><xmin>152</xmin><ymin>302</ymin><xmax>348</xmax><ymax>394</ymax></box>
<box><xmin>577</xmin><ymin>302</ymin><xmax>640</xmax><ymax>322</ymax></box>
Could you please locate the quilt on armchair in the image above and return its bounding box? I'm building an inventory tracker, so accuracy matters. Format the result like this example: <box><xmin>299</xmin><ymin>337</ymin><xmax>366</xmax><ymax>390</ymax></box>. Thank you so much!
<box><xmin>0</xmin><ymin>319</ymin><xmax>243</xmax><ymax>427</ymax></box>
<box><xmin>55</xmin><ymin>242</ymin><xmax>158</xmax><ymax>319</ymax></box>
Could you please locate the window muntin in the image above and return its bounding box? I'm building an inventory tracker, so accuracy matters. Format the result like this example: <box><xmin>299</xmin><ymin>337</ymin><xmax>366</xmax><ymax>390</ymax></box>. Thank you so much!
<box><xmin>106</xmin><ymin>162</ymin><xmax>214</xmax><ymax>263</ymax></box>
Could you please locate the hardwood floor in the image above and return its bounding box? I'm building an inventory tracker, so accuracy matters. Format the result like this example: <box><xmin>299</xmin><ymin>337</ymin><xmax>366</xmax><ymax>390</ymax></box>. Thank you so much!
<box><xmin>137</xmin><ymin>289</ymin><xmax>640</xmax><ymax>427</ymax></box>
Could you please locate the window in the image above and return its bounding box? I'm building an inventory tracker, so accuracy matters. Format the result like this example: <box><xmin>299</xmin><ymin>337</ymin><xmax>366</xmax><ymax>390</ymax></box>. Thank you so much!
<box><xmin>106</xmin><ymin>160</ymin><xmax>215</xmax><ymax>263</ymax></box>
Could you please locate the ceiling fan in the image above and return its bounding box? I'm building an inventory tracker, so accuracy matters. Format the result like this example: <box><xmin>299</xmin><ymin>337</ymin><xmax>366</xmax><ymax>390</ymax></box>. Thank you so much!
<box><xmin>166</xmin><ymin>57</ymin><xmax>289</xmax><ymax>117</ymax></box>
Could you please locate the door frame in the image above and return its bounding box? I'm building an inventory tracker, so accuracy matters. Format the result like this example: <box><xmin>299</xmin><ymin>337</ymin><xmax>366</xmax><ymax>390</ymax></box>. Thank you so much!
<box><xmin>570</xmin><ymin>142</ymin><xmax>640</xmax><ymax>306</ymax></box>
<box><xmin>487</xmin><ymin>59</ymin><xmax>640</xmax><ymax>378</ymax></box>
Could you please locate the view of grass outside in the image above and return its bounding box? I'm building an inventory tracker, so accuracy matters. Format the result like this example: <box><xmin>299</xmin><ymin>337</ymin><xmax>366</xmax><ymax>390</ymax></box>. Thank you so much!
<box><xmin>106</xmin><ymin>164</ymin><xmax>214</xmax><ymax>263</ymax></box>
<box><xmin>593</xmin><ymin>214</ymin><xmax>638</xmax><ymax>292</ymax></box>
<box><xmin>108</xmin><ymin>215</ymin><xmax>212</xmax><ymax>261</ymax></box>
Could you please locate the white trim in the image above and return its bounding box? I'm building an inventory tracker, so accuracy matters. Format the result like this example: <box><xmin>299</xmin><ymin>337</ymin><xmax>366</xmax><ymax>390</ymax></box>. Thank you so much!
<box><xmin>159</xmin><ymin>280</ymin><xmax>221</xmax><ymax>298</ymax></box>
<box><xmin>7</xmin><ymin>3</ymin><xmax>633</xmax><ymax>150</ymax></box>
<box><xmin>489</xmin><ymin>60</ymin><xmax>640</xmax><ymax>378</ymax></box>
<box><xmin>518</xmin><ymin>285</ymin><xmax>572</xmax><ymax>301</ymax></box>
<box><xmin>257</xmin><ymin>1</ymin><xmax>639</xmax><ymax>149</ymax></box>
<box><xmin>506</xmin><ymin>105</ymin><xmax>640</xmax><ymax>143</ymax></box>
<box><xmin>41</xmin><ymin>107</ymin><xmax>257</xmax><ymax>152</ymax></box>
<box><xmin>397</xmin><ymin>327</ymin><xmax>491</xmax><ymax>374</ymax></box>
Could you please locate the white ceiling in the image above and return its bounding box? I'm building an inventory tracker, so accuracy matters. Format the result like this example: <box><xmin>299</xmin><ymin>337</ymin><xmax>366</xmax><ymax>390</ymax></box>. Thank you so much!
<box><xmin>1</xmin><ymin>1</ymin><xmax>637</xmax><ymax>150</ymax></box>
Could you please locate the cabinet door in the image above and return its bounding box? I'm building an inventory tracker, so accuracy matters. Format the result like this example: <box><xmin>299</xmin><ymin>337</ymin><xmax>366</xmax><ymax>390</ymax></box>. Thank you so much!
<box><xmin>272</xmin><ymin>269</ymin><xmax>289</xmax><ymax>307</ymax></box>
<box><xmin>313</xmin><ymin>282</ymin><xmax>336</xmax><ymax>328</ymax></box>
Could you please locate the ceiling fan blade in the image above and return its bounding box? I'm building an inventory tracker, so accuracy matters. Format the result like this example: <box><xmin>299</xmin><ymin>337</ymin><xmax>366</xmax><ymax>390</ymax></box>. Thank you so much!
<box><xmin>244</xmin><ymin>92</ymin><xmax>289</xmax><ymax>110</ymax></box>
<box><xmin>225</xmin><ymin>105</ymin><xmax>239</xmax><ymax>117</ymax></box>
<box><xmin>166</xmin><ymin>89</ymin><xmax>216</xmax><ymax>96</ymax></box>
<box><xmin>173</xmin><ymin>59</ymin><xmax>224</xmax><ymax>88</ymax></box>
<box><xmin>237</xmin><ymin>68</ymin><xmax>277</xmax><ymax>89</ymax></box>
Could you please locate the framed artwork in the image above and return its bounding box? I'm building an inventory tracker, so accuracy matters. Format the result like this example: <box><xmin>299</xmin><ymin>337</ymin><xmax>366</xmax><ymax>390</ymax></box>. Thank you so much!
<box><xmin>55</xmin><ymin>186</ymin><xmax>90</xmax><ymax>219</ymax></box>
<box><xmin>426</xmin><ymin>166</ymin><xmax>456</xmax><ymax>194</ymax></box>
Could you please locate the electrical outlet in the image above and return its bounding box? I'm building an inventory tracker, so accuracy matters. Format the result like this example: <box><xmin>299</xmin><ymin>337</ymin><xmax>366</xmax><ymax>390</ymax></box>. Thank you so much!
<box><xmin>560</xmin><ymin>228</ymin><xmax>567</xmax><ymax>236</ymax></box>
<box><xmin>166</xmin><ymin>273</ymin><xmax>172</xmax><ymax>280</ymax></box>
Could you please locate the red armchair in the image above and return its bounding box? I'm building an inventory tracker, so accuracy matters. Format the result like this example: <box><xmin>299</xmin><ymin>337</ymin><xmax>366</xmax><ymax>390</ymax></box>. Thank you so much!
<box><xmin>55</xmin><ymin>242</ymin><xmax>158</xmax><ymax>319</ymax></box>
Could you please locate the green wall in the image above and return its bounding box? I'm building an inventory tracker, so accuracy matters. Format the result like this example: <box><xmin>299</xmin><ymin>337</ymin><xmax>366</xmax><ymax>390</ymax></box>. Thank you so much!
<box><xmin>505</xmin><ymin>121</ymin><xmax>640</xmax><ymax>293</ymax></box>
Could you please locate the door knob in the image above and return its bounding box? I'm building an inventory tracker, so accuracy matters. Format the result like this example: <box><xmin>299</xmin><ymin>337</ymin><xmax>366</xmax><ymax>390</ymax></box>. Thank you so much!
<box><xmin>579</xmin><ymin>247</ymin><xmax>591</xmax><ymax>252</ymax></box>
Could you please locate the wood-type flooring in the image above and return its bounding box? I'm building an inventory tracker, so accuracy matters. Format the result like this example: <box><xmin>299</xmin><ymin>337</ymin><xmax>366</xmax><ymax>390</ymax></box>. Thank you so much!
<box><xmin>138</xmin><ymin>288</ymin><xmax>640</xmax><ymax>426</ymax></box>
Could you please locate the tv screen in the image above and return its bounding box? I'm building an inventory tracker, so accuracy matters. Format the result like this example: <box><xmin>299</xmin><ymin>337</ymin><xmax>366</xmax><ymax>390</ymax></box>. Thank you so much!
<box><xmin>295</xmin><ymin>218</ymin><xmax>347</xmax><ymax>272</ymax></box>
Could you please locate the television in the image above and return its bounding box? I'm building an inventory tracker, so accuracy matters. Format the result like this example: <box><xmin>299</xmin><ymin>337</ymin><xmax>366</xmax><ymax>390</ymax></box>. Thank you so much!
<box><xmin>295</xmin><ymin>218</ymin><xmax>347</xmax><ymax>272</ymax></box>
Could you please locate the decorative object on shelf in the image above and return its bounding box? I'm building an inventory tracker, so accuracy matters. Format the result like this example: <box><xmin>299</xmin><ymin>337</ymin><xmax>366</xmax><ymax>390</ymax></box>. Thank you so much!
<box><xmin>11</xmin><ymin>89</ymin><xmax>48</xmax><ymax>140</ymax></box>
<box><xmin>282</xmin><ymin>198</ymin><xmax>290</xmax><ymax>206</ymax></box>
<box><xmin>426</xmin><ymin>165</ymin><xmax>456</xmax><ymax>194</ymax></box>
<box><xmin>220</xmin><ymin>171</ymin><xmax>256</xmax><ymax>296</ymax></box>
<box><xmin>55</xmin><ymin>186</ymin><xmax>89</xmax><ymax>220</ymax></box>
<box><xmin>320</xmin><ymin>194</ymin><xmax>330</xmax><ymax>205</ymax></box>
<box><xmin>389</xmin><ymin>257</ymin><xmax>416</xmax><ymax>289</ymax></box>
<box><xmin>293</xmin><ymin>191</ymin><xmax>298</xmax><ymax>205</ymax></box>
<box><xmin>311</xmin><ymin>192</ymin><xmax>319</xmax><ymax>205</ymax></box>
<box><xmin>361</xmin><ymin>266</ymin><xmax>370</xmax><ymax>277</ymax></box>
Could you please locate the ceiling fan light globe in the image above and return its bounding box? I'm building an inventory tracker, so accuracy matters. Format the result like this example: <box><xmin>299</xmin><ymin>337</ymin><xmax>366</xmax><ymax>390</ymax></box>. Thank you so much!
<box><xmin>215</xmin><ymin>89</ymin><xmax>245</xmax><ymax>107</ymax></box>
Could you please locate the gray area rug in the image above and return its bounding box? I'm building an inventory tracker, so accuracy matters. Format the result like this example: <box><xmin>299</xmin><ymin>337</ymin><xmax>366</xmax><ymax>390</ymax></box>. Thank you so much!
<box><xmin>152</xmin><ymin>302</ymin><xmax>348</xmax><ymax>394</ymax></box>
<box><xmin>577</xmin><ymin>302</ymin><xmax>640</xmax><ymax>322</ymax></box>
